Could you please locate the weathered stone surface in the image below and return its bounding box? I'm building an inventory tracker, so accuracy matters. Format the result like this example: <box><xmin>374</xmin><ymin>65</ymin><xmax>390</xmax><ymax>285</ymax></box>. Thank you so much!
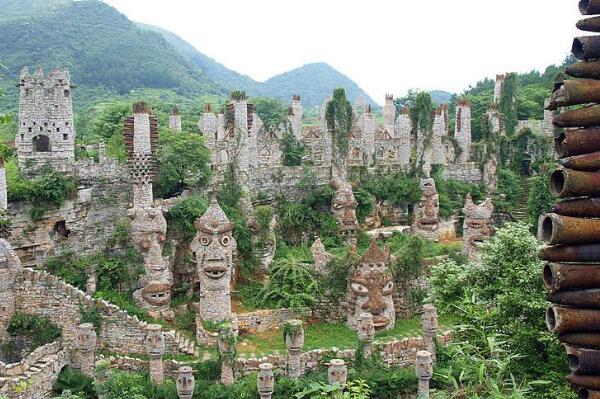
<box><xmin>462</xmin><ymin>195</ymin><xmax>494</xmax><ymax>260</ymax></box>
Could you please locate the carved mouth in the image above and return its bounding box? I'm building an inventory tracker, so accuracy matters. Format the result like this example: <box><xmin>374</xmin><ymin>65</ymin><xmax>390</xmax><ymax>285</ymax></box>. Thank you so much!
<box><xmin>372</xmin><ymin>315</ymin><xmax>390</xmax><ymax>329</ymax></box>
<box><xmin>203</xmin><ymin>264</ymin><xmax>227</xmax><ymax>279</ymax></box>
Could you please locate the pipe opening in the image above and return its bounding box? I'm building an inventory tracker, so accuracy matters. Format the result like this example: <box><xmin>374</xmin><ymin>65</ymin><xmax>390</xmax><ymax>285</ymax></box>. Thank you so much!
<box><xmin>581</xmin><ymin>0</ymin><xmax>592</xmax><ymax>14</ymax></box>
<box><xmin>579</xmin><ymin>388</ymin><xmax>590</xmax><ymax>399</ymax></box>
<box><xmin>568</xmin><ymin>353</ymin><xmax>581</xmax><ymax>372</ymax></box>
<box><xmin>546</xmin><ymin>307</ymin><xmax>557</xmax><ymax>332</ymax></box>
<box><xmin>543</xmin><ymin>263</ymin><xmax>555</xmax><ymax>291</ymax></box>
<box><xmin>540</xmin><ymin>215</ymin><xmax>555</xmax><ymax>243</ymax></box>
<box><xmin>550</xmin><ymin>169</ymin><xmax>566</xmax><ymax>196</ymax></box>
<box><xmin>555</xmin><ymin>132</ymin><xmax>566</xmax><ymax>157</ymax></box>
<box><xmin>573</xmin><ymin>38</ymin><xmax>585</xmax><ymax>59</ymax></box>
<box><xmin>553</xmin><ymin>81</ymin><xmax>565</xmax><ymax>94</ymax></box>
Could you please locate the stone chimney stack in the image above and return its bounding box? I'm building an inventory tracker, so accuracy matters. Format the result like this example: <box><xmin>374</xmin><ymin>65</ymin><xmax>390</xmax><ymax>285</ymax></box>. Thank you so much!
<box><xmin>455</xmin><ymin>98</ymin><xmax>471</xmax><ymax>162</ymax></box>
<box><xmin>290</xmin><ymin>95</ymin><xmax>304</xmax><ymax>139</ymax></box>
<box><xmin>383</xmin><ymin>94</ymin><xmax>396</xmax><ymax>137</ymax></box>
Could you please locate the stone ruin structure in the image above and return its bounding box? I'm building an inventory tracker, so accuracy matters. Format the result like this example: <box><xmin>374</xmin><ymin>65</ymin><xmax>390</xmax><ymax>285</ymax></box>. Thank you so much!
<box><xmin>347</xmin><ymin>241</ymin><xmax>395</xmax><ymax>332</ymax></box>
<box><xmin>330</xmin><ymin>177</ymin><xmax>359</xmax><ymax>245</ymax></box>
<box><xmin>311</xmin><ymin>236</ymin><xmax>333</xmax><ymax>275</ymax></box>
<box><xmin>17</xmin><ymin>66</ymin><xmax>75</xmax><ymax>176</ymax></box>
<box><xmin>191</xmin><ymin>192</ymin><xmax>237</xmax><ymax>327</ymax></box>
<box><xmin>462</xmin><ymin>195</ymin><xmax>494</xmax><ymax>260</ymax></box>
<box><xmin>411</xmin><ymin>178</ymin><xmax>456</xmax><ymax>241</ymax></box>
<box><xmin>124</xmin><ymin>102</ymin><xmax>173</xmax><ymax>318</ymax></box>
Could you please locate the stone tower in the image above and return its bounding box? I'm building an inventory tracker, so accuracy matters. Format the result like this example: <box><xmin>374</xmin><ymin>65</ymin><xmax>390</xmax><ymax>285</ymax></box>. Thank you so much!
<box><xmin>17</xmin><ymin>66</ymin><xmax>75</xmax><ymax>175</ymax></box>
<box><xmin>289</xmin><ymin>95</ymin><xmax>304</xmax><ymax>139</ymax></box>
<box><xmin>169</xmin><ymin>105</ymin><xmax>182</xmax><ymax>132</ymax></box>
<box><xmin>383</xmin><ymin>94</ymin><xmax>396</xmax><ymax>137</ymax></box>
<box><xmin>493</xmin><ymin>74</ymin><xmax>505</xmax><ymax>104</ymax></box>
<box><xmin>455</xmin><ymin>98</ymin><xmax>471</xmax><ymax>162</ymax></box>
<box><xmin>432</xmin><ymin>105</ymin><xmax>448</xmax><ymax>165</ymax></box>
<box><xmin>396</xmin><ymin>107</ymin><xmax>412</xmax><ymax>169</ymax></box>
<box><xmin>360</xmin><ymin>105</ymin><xmax>376</xmax><ymax>164</ymax></box>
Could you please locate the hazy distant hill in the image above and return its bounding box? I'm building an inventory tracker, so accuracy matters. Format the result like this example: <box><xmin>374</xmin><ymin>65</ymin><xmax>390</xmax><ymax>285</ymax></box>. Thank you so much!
<box><xmin>430</xmin><ymin>90</ymin><xmax>453</xmax><ymax>105</ymax></box>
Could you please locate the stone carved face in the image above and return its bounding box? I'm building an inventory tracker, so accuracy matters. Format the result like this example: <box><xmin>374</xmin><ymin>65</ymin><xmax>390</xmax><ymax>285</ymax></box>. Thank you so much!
<box><xmin>128</xmin><ymin>207</ymin><xmax>168</xmax><ymax>273</ymax></box>
<box><xmin>348</xmin><ymin>241</ymin><xmax>395</xmax><ymax>331</ymax></box>
<box><xmin>77</xmin><ymin>323</ymin><xmax>97</xmax><ymax>353</ymax></box>
<box><xmin>331</xmin><ymin>178</ymin><xmax>358</xmax><ymax>237</ymax></box>
<box><xmin>357</xmin><ymin>313</ymin><xmax>375</xmax><ymax>342</ymax></box>
<box><xmin>414</xmin><ymin>179</ymin><xmax>439</xmax><ymax>231</ymax></box>
<box><xmin>328</xmin><ymin>359</ymin><xmax>348</xmax><ymax>386</ymax></box>
<box><xmin>421</xmin><ymin>304</ymin><xmax>438</xmax><ymax>333</ymax></box>
<box><xmin>463</xmin><ymin>196</ymin><xmax>494</xmax><ymax>255</ymax></box>
<box><xmin>145</xmin><ymin>325</ymin><xmax>165</xmax><ymax>357</ymax></box>
<box><xmin>363</xmin><ymin>202</ymin><xmax>381</xmax><ymax>230</ymax></box>
<box><xmin>248</xmin><ymin>213</ymin><xmax>277</xmax><ymax>272</ymax></box>
<box><xmin>415</xmin><ymin>351</ymin><xmax>433</xmax><ymax>379</ymax></box>
<box><xmin>257</xmin><ymin>363</ymin><xmax>275</xmax><ymax>395</ymax></box>
<box><xmin>176</xmin><ymin>366</ymin><xmax>195</xmax><ymax>399</ymax></box>
<box><xmin>284</xmin><ymin>320</ymin><xmax>305</xmax><ymax>353</ymax></box>
<box><xmin>141</xmin><ymin>281</ymin><xmax>172</xmax><ymax>307</ymax></box>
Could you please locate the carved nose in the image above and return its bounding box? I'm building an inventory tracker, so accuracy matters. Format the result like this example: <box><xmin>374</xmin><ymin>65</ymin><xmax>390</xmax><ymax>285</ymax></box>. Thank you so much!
<box><xmin>362</xmin><ymin>295</ymin><xmax>386</xmax><ymax>315</ymax></box>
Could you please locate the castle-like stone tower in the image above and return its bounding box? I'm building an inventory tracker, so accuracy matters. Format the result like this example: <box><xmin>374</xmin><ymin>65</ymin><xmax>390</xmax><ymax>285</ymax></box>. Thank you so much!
<box><xmin>432</xmin><ymin>105</ymin><xmax>448</xmax><ymax>165</ymax></box>
<box><xmin>289</xmin><ymin>95</ymin><xmax>304</xmax><ymax>139</ymax></box>
<box><xmin>455</xmin><ymin>99</ymin><xmax>471</xmax><ymax>162</ymax></box>
<box><xmin>191</xmin><ymin>192</ymin><xmax>236</xmax><ymax>325</ymax></box>
<box><xmin>493</xmin><ymin>74</ymin><xmax>505</xmax><ymax>104</ymax></box>
<box><xmin>17</xmin><ymin>66</ymin><xmax>75</xmax><ymax>175</ymax></box>
<box><xmin>169</xmin><ymin>105</ymin><xmax>182</xmax><ymax>132</ymax></box>
<box><xmin>382</xmin><ymin>94</ymin><xmax>396</xmax><ymax>137</ymax></box>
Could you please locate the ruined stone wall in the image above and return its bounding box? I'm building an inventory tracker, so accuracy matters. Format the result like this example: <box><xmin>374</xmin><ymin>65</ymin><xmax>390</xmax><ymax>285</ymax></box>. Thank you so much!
<box><xmin>443</xmin><ymin>162</ymin><xmax>482</xmax><ymax>184</ymax></box>
<box><xmin>250</xmin><ymin>166</ymin><xmax>331</xmax><ymax>202</ymax></box>
<box><xmin>236</xmin><ymin>308</ymin><xmax>305</xmax><ymax>335</ymax></box>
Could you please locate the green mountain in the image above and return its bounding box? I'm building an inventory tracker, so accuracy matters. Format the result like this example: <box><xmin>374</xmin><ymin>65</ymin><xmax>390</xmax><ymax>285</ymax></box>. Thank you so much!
<box><xmin>429</xmin><ymin>90</ymin><xmax>453</xmax><ymax>105</ymax></box>
<box><xmin>0</xmin><ymin>0</ymin><xmax>222</xmax><ymax>112</ymax></box>
<box><xmin>139</xmin><ymin>24</ymin><xmax>376</xmax><ymax>107</ymax></box>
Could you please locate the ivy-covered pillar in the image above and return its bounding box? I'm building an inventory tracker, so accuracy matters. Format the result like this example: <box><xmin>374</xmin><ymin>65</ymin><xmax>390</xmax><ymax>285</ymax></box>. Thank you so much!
<box><xmin>257</xmin><ymin>362</ymin><xmax>275</xmax><ymax>399</ymax></box>
<box><xmin>76</xmin><ymin>323</ymin><xmax>97</xmax><ymax>377</ymax></box>
<box><xmin>218</xmin><ymin>325</ymin><xmax>236</xmax><ymax>385</ymax></box>
<box><xmin>357</xmin><ymin>313</ymin><xmax>375</xmax><ymax>359</ymax></box>
<box><xmin>145</xmin><ymin>324</ymin><xmax>165</xmax><ymax>385</ymax></box>
<box><xmin>284</xmin><ymin>319</ymin><xmax>305</xmax><ymax>379</ymax></box>
<box><xmin>416</xmin><ymin>350</ymin><xmax>433</xmax><ymax>398</ymax></box>
<box><xmin>421</xmin><ymin>304</ymin><xmax>438</xmax><ymax>362</ymax></box>
<box><xmin>176</xmin><ymin>366</ymin><xmax>195</xmax><ymax>399</ymax></box>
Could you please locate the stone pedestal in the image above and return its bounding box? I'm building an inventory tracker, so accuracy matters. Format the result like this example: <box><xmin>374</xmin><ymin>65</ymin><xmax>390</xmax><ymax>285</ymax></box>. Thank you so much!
<box><xmin>284</xmin><ymin>320</ymin><xmax>304</xmax><ymax>379</ymax></box>
<box><xmin>145</xmin><ymin>324</ymin><xmax>165</xmax><ymax>385</ymax></box>
<box><xmin>176</xmin><ymin>366</ymin><xmax>195</xmax><ymax>399</ymax></box>
<box><xmin>77</xmin><ymin>323</ymin><xmax>97</xmax><ymax>377</ymax></box>
<box><xmin>416</xmin><ymin>350</ymin><xmax>433</xmax><ymax>398</ymax></box>
<box><xmin>257</xmin><ymin>362</ymin><xmax>275</xmax><ymax>399</ymax></box>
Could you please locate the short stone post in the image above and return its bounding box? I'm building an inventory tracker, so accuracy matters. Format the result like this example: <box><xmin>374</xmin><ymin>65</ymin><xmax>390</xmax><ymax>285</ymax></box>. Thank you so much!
<box><xmin>284</xmin><ymin>319</ymin><xmax>304</xmax><ymax>379</ymax></box>
<box><xmin>145</xmin><ymin>324</ymin><xmax>165</xmax><ymax>385</ymax></box>
<box><xmin>98</xmin><ymin>140</ymin><xmax>106</xmax><ymax>163</ymax></box>
<box><xmin>77</xmin><ymin>323</ymin><xmax>97</xmax><ymax>377</ymax></box>
<box><xmin>421</xmin><ymin>304</ymin><xmax>438</xmax><ymax>362</ymax></box>
<box><xmin>416</xmin><ymin>350</ymin><xmax>433</xmax><ymax>398</ymax></box>
<box><xmin>257</xmin><ymin>362</ymin><xmax>275</xmax><ymax>399</ymax></box>
<box><xmin>218</xmin><ymin>325</ymin><xmax>236</xmax><ymax>385</ymax></box>
<box><xmin>176</xmin><ymin>366</ymin><xmax>195</xmax><ymax>399</ymax></box>
<box><xmin>357</xmin><ymin>313</ymin><xmax>375</xmax><ymax>359</ymax></box>
<box><xmin>85</xmin><ymin>267</ymin><xmax>97</xmax><ymax>294</ymax></box>
<box><xmin>328</xmin><ymin>359</ymin><xmax>348</xmax><ymax>398</ymax></box>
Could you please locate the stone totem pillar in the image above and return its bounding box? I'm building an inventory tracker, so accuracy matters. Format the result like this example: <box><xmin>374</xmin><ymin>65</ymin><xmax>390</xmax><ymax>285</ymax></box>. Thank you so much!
<box><xmin>257</xmin><ymin>363</ymin><xmax>275</xmax><ymax>399</ymax></box>
<box><xmin>357</xmin><ymin>313</ymin><xmax>375</xmax><ymax>359</ymax></box>
<box><xmin>125</xmin><ymin>102</ymin><xmax>173</xmax><ymax>318</ymax></box>
<box><xmin>330</xmin><ymin>177</ymin><xmax>359</xmax><ymax>246</ymax></box>
<box><xmin>421</xmin><ymin>304</ymin><xmax>438</xmax><ymax>362</ymax></box>
<box><xmin>98</xmin><ymin>139</ymin><xmax>106</xmax><ymax>163</ymax></box>
<box><xmin>218</xmin><ymin>325</ymin><xmax>236</xmax><ymax>385</ymax></box>
<box><xmin>284</xmin><ymin>319</ymin><xmax>305</xmax><ymax>379</ymax></box>
<box><xmin>145</xmin><ymin>324</ymin><xmax>165</xmax><ymax>385</ymax></box>
<box><xmin>77</xmin><ymin>323</ymin><xmax>97</xmax><ymax>377</ymax></box>
<box><xmin>176</xmin><ymin>366</ymin><xmax>195</xmax><ymax>399</ymax></box>
<box><xmin>328</xmin><ymin>359</ymin><xmax>348</xmax><ymax>398</ymax></box>
<box><xmin>415</xmin><ymin>350</ymin><xmax>433</xmax><ymax>398</ymax></box>
<box><xmin>169</xmin><ymin>105</ymin><xmax>182</xmax><ymax>133</ymax></box>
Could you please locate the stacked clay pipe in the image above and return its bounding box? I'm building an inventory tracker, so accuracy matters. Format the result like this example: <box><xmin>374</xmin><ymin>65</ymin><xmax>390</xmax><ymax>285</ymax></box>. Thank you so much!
<box><xmin>540</xmin><ymin>1</ymin><xmax>600</xmax><ymax>396</ymax></box>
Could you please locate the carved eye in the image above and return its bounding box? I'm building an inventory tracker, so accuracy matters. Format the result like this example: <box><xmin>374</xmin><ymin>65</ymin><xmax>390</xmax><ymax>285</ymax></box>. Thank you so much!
<box><xmin>351</xmin><ymin>283</ymin><xmax>369</xmax><ymax>295</ymax></box>
<box><xmin>201</xmin><ymin>236</ymin><xmax>210</xmax><ymax>246</ymax></box>
<box><xmin>383</xmin><ymin>281</ymin><xmax>394</xmax><ymax>294</ymax></box>
<box><xmin>333</xmin><ymin>203</ymin><xmax>343</xmax><ymax>210</ymax></box>
<box><xmin>221</xmin><ymin>236</ymin><xmax>230</xmax><ymax>246</ymax></box>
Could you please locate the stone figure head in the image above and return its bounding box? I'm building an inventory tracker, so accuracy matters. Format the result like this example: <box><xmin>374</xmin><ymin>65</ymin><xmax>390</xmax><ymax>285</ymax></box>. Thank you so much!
<box><xmin>128</xmin><ymin>207</ymin><xmax>168</xmax><ymax>273</ymax></box>
<box><xmin>414</xmin><ymin>179</ymin><xmax>439</xmax><ymax>231</ymax></box>
<box><xmin>191</xmin><ymin>193</ymin><xmax>237</xmax><ymax>290</ymax></box>
<box><xmin>257</xmin><ymin>363</ymin><xmax>275</xmax><ymax>396</ymax></box>
<box><xmin>330</xmin><ymin>177</ymin><xmax>358</xmax><ymax>239</ymax></box>
<box><xmin>284</xmin><ymin>319</ymin><xmax>305</xmax><ymax>354</ymax></box>
<box><xmin>348</xmin><ymin>241</ymin><xmax>395</xmax><ymax>331</ymax></box>
<box><xmin>248</xmin><ymin>207</ymin><xmax>277</xmax><ymax>272</ymax></box>
<box><xmin>415</xmin><ymin>350</ymin><xmax>433</xmax><ymax>379</ymax></box>
<box><xmin>176</xmin><ymin>366</ymin><xmax>195</xmax><ymax>399</ymax></box>
<box><xmin>357</xmin><ymin>313</ymin><xmax>375</xmax><ymax>342</ymax></box>
<box><xmin>145</xmin><ymin>324</ymin><xmax>165</xmax><ymax>357</ymax></box>
<box><xmin>327</xmin><ymin>359</ymin><xmax>348</xmax><ymax>386</ymax></box>
<box><xmin>77</xmin><ymin>323</ymin><xmax>97</xmax><ymax>353</ymax></box>
<box><xmin>463</xmin><ymin>195</ymin><xmax>494</xmax><ymax>255</ymax></box>
<box><xmin>140</xmin><ymin>281</ymin><xmax>172</xmax><ymax>307</ymax></box>
<box><xmin>421</xmin><ymin>304</ymin><xmax>438</xmax><ymax>334</ymax></box>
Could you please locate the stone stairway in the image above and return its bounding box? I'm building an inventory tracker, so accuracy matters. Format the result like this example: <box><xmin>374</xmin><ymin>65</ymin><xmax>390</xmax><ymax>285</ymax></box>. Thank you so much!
<box><xmin>167</xmin><ymin>330</ymin><xmax>197</xmax><ymax>356</ymax></box>
<box><xmin>511</xmin><ymin>177</ymin><xmax>531</xmax><ymax>222</ymax></box>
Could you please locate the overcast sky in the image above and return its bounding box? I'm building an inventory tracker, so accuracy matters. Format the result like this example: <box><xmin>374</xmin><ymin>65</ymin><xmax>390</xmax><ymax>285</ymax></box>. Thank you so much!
<box><xmin>105</xmin><ymin>0</ymin><xmax>580</xmax><ymax>102</ymax></box>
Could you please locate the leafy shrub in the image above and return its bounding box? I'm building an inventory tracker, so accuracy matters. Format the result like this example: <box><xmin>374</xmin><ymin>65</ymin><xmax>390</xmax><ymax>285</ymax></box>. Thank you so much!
<box><xmin>494</xmin><ymin>168</ymin><xmax>522</xmax><ymax>213</ymax></box>
<box><xmin>7</xmin><ymin>312</ymin><xmax>61</xmax><ymax>347</ymax></box>
<box><xmin>166</xmin><ymin>195</ymin><xmax>208</xmax><ymax>241</ymax></box>
<box><xmin>53</xmin><ymin>366</ymin><xmax>95</xmax><ymax>399</ymax></box>
<box><xmin>432</xmin><ymin>169</ymin><xmax>486</xmax><ymax>218</ymax></box>
<box><xmin>527</xmin><ymin>164</ymin><xmax>556</xmax><ymax>231</ymax></box>
<box><xmin>359</xmin><ymin>170</ymin><xmax>420</xmax><ymax>208</ymax></box>
<box><xmin>260</xmin><ymin>259</ymin><xmax>321</xmax><ymax>309</ymax></box>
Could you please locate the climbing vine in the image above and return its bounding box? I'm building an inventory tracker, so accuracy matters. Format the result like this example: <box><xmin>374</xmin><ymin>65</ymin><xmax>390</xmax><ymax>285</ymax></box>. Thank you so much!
<box><xmin>499</xmin><ymin>73</ymin><xmax>518</xmax><ymax>136</ymax></box>
<box><xmin>325</xmin><ymin>88</ymin><xmax>353</xmax><ymax>166</ymax></box>
<box><xmin>409</xmin><ymin>92</ymin><xmax>434</xmax><ymax>176</ymax></box>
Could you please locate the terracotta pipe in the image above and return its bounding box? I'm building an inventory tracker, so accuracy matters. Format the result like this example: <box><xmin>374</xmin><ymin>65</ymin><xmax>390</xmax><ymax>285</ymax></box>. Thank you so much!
<box><xmin>578</xmin><ymin>388</ymin><xmax>600</xmax><ymax>399</ymax></box>
<box><xmin>540</xmin><ymin>244</ymin><xmax>600</xmax><ymax>263</ymax></box>
<box><xmin>569</xmin><ymin>374</ymin><xmax>600</xmax><ymax>389</ymax></box>
<box><xmin>580</xmin><ymin>0</ymin><xmax>600</xmax><ymax>15</ymax></box>
<box><xmin>578</xmin><ymin>16</ymin><xmax>600</xmax><ymax>32</ymax></box>
<box><xmin>573</xmin><ymin>36</ymin><xmax>600</xmax><ymax>60</ymax></box>
<box><xmin>561</xmin><ymin>332</ymin><xmax>600</xmax><ymax>350</ymax></box>
<box><xmin>561</xmin><ymin>152</ymin><xmax>600</xmax><ymax>171</ymax></box>
<box><xmin>552</xmin><ymin>198</ymin><xmax>600</xmax><ymax>218</ymax></box>
<box><xmin>546</xmin><ymin>305</ymin><xmax>600</xmax><ymax>334</ymax></box>
<box><xmin>553</xmin><ymin>104</ymin><xmax>600</xmax><ymax>128</ymax></box>
<box><xmin>566</xmin><ymin>345</ymin><xmax>600</xmax><ymax>374</ymax></box>
<box><xmin>544</xmin><ymin>263</ymin><xmax>600</xmax><ymax>293</ymax></box>
<box><xmin>555</xmin><ymin>129</ymin><xmax>600</xmax><ymax>158</ymax></box>
<box><xmin>550</xmin><ymin>168</ymin><xmax>600</xmax><ymax>197</ymax></box>
<box><xmin>548</xmin><ymin>289</ymin><xmax>600</xmax><ymax>309</ymax></box>
<box><xmin>567</xmin><ymin>60</ymin><xmax>600</xmax><ymax>79</ymax></box>
<box><xmin>547</xmin><ymin>80</ymin><xmax>600</xmax><ymax>110</ymax></box>
<box><xmin>539</xmin><ymin>213</ymin><xmax>600</xmax><ymax>245</ymax></box>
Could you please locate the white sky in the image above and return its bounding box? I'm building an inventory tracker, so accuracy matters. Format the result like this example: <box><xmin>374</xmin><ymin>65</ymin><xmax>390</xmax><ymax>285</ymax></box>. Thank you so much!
<box><xmin>104</xmin><ymin>0</ymin><xmax>581</xmax><ymax>102</ymax></box>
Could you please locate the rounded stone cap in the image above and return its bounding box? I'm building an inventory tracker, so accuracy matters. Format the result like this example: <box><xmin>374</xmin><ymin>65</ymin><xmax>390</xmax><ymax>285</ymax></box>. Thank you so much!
<box><xmin>330</xmin><ymin>359</ymin><xmax>345</xmax><ymax>367</ymax></box>
<box><xmin>417</xmin><ymin>350</ymin><xmax>432</xmax><ymax>359</ymax></box>
<box><xmin>78</xmin><ymin>323</ymin><xmax>94</xmax><ymax>330</ymax></box>
<box><xmin>259</xmin><ymin>363</ymin><xmax>273</xmax><ymax>371</ymax></box>
<box><xmin>178</xmin><ymin>366</ymin><xmax>193</xmax><ymax>373</ymax></box>
<box><xmin>287</xmin><ymin>319</ymin><xmax>303</xmax><ymax>327</ymax></box>
<box><xmin>145</xmin><ymin>324</ymin><xmax>162</xmax><ymax>332</ymax></box>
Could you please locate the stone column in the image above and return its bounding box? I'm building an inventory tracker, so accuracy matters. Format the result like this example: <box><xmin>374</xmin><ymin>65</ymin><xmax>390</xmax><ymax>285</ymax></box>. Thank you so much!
<box><xmin>145</xmin><ymin>324</ymin><xmax>165</xmax><ymax>385</ymax></box>
<box><xmin>284</xmin><ymin>319</ymin><xmax>305</xmax><ymax>379</ymax></box>
<box><xmin>328</xmin><ymin>359</ymin><xmax>348</xmax><ymax>398</ymax></box>
<box><xmin>98</xmin><ymin>140</ymin><xmax>106</xmax><ymax>164</ymax></box>
<box><xmin>421</xmin><ymin>304</ymin><xmax>438</xmax><ymax>362</ymax></box>
<box><xmin>176</xmin><ymin>366</ymin><xmax>195</xmax><ymax>399</ymax></box>
<box><xmin>218</xmin><ymin>326</ymin><xmax>236</xmax><ymax>385</ymax></box>
<box><xmin>77</xmin><ymin>323</ymin><xmax>97</xmax><ymax>377</ymax></box>
<box><xmin>257</xmin><ymin>362</ymin><xmax>275</xmax><ymax>399</ymax></box>
<box><xmin>169</xmin><ymin>105</ymin><xmax>182</xmax><ymax>133</ymax></box>
<box><xmin>0</xmin><ymin>158</ymin><xmax>7</xmax><ymax>210</ymax></box>
<box><xmin>357</xmin><ymin>313</ymin><xmax>375</xmax><ymax>359</ymax></box>
<box><xmin>416</xmin><ymin>350</ymin><xmax>433</xmax><ymax>398</ymax></box>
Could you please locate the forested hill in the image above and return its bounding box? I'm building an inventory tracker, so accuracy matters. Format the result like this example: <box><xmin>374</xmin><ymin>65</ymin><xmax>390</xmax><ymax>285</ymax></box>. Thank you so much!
<box><xmin>0</xmin><ymin>0</ymin><xmax>223</xmax><ymax>111</ymax></box>
<box><xmin>139</xmin><ymin>24</ymin><xmax>376</xmax><ymax>107</ymax></box>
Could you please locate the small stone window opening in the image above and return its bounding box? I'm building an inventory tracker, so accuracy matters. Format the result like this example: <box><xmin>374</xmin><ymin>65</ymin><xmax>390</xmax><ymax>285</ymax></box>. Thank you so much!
<box><xmin>25</xmin><ymin>89</ymin><xmax>30</xmax><ymax>96</ymax></box>
<box><xmin>63</xmin><ymin>90</ymin><xmax>70</xmax><ymax>97</ymax></box>
<box><xmin>32</xmin><ymin>135</ymin><xmax>50</xmax><ymax>152</ymax></box>
<box><xmin>63</xmin><ymin>133</ymin><xmax>68</xmax><ymax>140</ymax></box>
<box><xmin>39</xmin><ymin>127</ymin><xmax>43</xmax><ymax>132</ymax></box>
<box><xmin>65</xmin><ymin>121</ymin><xmax>69</xmax><ymax>126</ymax></box>
<box><xmin>56</xmin><ymin>127</ymin><xmax>60</xmax><ymax>133</ymax></box>
<box><xmin>28</xmin><ymin>127</ymin><xmax>32</xmax><ymax>133</ymax></box>
<box><xmin>53</xmin><ymin>220</ymin><xmax>70</xmax><ymax>238</ymax></box>
<box><xmin>20</xmin><ymin>134</ymin><xmax>24</xmax><ymax>141</ymax></box>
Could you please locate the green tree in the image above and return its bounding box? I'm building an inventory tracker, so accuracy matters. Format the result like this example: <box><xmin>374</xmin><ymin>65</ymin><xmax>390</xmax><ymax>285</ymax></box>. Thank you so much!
<box><xmin>326</xmin><ymin>88</ymin><xmax>353</xmax><ymax>168</ymax></box>
<box><xmin>410</xmin><ymin>92</ymin><xmax>433</xmax><ymax>176</ymax></box>
<box><xmin>155</xmin><ymin>132</ymin><xmax>211</xmax><ymax>197</ymax></box>
<box><xmin>527</xmin><ymin>164</ymin><xmax>557</xmax><ymax>231</ymax></box>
